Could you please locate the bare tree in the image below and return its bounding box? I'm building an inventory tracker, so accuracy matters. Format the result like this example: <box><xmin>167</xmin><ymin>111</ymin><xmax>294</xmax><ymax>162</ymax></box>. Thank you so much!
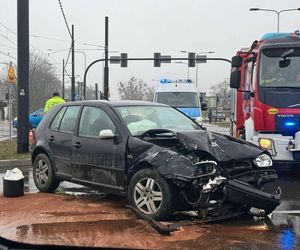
<box><xmin>209</xmin><ymin>78</ymin><xmax>230</xmax><ymax>109</ymax></box>
<box><xmin>118</xmin><ymin>77</ymin><xmax>154</xmax><ymax>101</ymax></box>
<box><xmin>29</xmin><ymin>52</ymin><xmax>62</xmax><ymax>112</ymax></box>
<box><xmin>144</xmin><ymin>86</ymin><xmax>155</xmax><ymax>101</ymax></box>
<box><xmin>0</xmin><ymin>53</ymin><xmax>61</xmax><ymax>117</ymax></box>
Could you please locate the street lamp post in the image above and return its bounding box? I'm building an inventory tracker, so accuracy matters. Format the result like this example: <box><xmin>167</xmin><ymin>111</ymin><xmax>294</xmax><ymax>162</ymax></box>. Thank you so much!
<box><xmin>249</xmin><ymin>8</ymin><xmax>300</xmax><ymax>33</ymax></box>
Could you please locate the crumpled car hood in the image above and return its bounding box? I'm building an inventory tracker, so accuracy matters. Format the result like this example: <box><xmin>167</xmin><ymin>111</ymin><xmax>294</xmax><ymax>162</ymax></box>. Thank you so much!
<box><xmin>174</xmin><ymin>130</ymin><xmax>265</xmax><ymax>162</ymax></box>
<box><xmin>128</xmin><ymin>129</ymin><xmax>265</xmax><ymax>179</ymax></box>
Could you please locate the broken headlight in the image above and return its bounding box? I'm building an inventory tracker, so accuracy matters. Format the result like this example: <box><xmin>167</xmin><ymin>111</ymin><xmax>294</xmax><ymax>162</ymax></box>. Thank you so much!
<box><xmin>254</xmin><ymin>154</ymin><xmax>273</xmax><ymax>168</ymax></box>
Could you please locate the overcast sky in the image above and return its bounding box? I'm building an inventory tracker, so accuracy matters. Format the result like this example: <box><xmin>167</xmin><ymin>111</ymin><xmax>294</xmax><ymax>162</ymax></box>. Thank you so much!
<box><xmin>0</xmin><ymin>0</ymin><xmax>300</xmax><ymax>99</ymax></box>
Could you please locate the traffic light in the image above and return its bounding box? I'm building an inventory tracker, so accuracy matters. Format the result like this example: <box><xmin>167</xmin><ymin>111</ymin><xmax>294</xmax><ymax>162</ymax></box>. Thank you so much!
<box><xmin>188</xmin><ymin>52</ymin><xmax>196</xmax><ymax>67</ymax></box>
<box><xmin>120</xmin><ymin>53</ymin><xmax>128</xmax><ymax>67</ymax></box>
<box><xmin>154</xmin><ymin>53</ymin><xmax>161</xmax><ymax>67</ymax></box>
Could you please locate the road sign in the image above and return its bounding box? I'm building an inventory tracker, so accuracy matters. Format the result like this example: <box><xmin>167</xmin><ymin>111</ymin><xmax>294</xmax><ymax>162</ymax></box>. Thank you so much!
<box><xmin>7</xmin><ymin>63</ymin><xmax>16</xmax><ymax>84</ymax></box>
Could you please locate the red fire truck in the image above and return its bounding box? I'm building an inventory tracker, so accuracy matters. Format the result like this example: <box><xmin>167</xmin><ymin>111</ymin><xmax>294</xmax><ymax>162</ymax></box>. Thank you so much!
<box><xmin>230</xmin><ymin>31</ymin><xmax>300</xmax><ymax>163</ymax></box>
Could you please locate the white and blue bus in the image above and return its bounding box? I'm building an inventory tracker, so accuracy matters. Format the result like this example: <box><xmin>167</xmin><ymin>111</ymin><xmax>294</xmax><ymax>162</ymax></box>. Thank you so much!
<box><xmin>153</xmin><ymin>79</ymin><xmax>205</xmax><ymax>124</ymax></box>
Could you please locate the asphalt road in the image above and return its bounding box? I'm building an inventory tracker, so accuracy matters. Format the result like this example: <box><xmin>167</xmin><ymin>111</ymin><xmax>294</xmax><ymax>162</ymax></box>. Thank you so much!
<box><xmin>0</xmin><ymin>166</ymin><xmax>299</xmax><ymax>249</ymax></box>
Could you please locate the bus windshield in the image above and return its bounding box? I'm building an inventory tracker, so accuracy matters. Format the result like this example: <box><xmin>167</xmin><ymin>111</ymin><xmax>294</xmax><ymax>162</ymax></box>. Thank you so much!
<box><xmin>259</xmin><ymin>48</ymin><xmax>300</xmax><ymax>88</ymax></box>
<box><xmin>155</xmin><ymin>92</ymin><xmax>199</xmax><ymax>108</ymax></box>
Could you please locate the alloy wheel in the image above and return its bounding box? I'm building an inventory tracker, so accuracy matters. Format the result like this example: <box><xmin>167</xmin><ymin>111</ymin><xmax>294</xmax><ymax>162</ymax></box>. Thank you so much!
<box><xmin>35</xmin><ymin>159</ymin><xmax>49</xmax><ymax>185</ymax></box>
<box><xmin>134</xmin><ymin>177</ymin><xmax>163</xmax><ymax>214</ymax></box>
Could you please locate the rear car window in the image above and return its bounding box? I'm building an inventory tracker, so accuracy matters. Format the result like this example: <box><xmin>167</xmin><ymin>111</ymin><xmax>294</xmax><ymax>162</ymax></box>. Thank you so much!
<box><xmin>50</xmin><ymin>107</ymin><xmax>67</xmax><ymax>131</ymax></box>
<box><xmin>59</xmin><ymin>106</ymin><xmax>81</xmax><ymax>134</ymax></box>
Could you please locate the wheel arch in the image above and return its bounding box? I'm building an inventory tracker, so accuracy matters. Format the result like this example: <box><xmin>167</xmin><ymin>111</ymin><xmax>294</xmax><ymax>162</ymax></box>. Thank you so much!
<box><xmin>127</xmin><ymin>161</ymin><xmax>154</xmax><ymax>188</ymax></box>
<box><xmin>31</xmin><ymin>146</ymin><xmax>52</xmax><ymax>165</ymax></box>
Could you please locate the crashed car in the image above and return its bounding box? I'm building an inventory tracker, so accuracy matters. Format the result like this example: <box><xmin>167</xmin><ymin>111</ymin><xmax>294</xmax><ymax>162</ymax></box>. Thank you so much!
<box><xmin>31</xmin><ymin>101</ymin><xmax>281</xmax><ymax>220</ymax></box>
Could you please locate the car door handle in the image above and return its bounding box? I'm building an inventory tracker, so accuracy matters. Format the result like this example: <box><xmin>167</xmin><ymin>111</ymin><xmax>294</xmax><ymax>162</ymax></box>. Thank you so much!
<box><xmin>72</xmin><ymin>142</ymin><xmax>81</xmax><ymax>148</ymax></box>
<box><xmin>48</xmin><ymin>135</ymin><xmax>55</xmax><ymax>142</ymax></box>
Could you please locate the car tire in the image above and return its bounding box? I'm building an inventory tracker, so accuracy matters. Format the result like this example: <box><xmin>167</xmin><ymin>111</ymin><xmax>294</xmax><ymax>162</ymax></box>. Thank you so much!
<box><xmin>33</xmin><ymin>153</ymin><xmax>60</xmax><ymax>192</ymax></box>
<box><xmin>128</xmin><ymin>168</ymin><xmax>174</xmax><ymax>220</ymax></box>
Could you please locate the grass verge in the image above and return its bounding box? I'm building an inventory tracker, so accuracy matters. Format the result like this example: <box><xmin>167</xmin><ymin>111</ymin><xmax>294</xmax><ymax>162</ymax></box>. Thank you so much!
<box><xmin>0</xmin><ymin>140</ymin><xmax>30</xmax><ymax>160</ymax></box>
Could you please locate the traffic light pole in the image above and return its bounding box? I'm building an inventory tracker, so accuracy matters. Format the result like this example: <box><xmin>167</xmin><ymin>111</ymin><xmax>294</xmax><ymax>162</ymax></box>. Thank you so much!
<box><xmin>62</xmin><ymin>59</ymin><xmax>65</xmax><ymax>99</ymax></box>
<box><xmin>103</xmin><ymin>16</ymin><xmax>109</xmax><ymax>100</ymax></box>
<box><xmin>17</xmin><ymin>0</ymin><xmax>30</xmax><ymax>153</ymax></box>
<box><xmin>83</xmin><ymin>57</ymin><xmax>231</xmax><ymax>99</ymax></box>
<box><xmin>71</xmin><ymin>25</ymin><xmax>75</xmax><ymax>101</ymax></box>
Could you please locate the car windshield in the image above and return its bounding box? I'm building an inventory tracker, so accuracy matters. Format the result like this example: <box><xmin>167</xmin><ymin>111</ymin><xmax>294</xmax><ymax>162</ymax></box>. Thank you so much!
<box><xmin>155</xmin><ymin>92</ymin><xmax>199</xmax><ymax>108</ymax></box>
<box><xmin>116</xmin><ymin>106</ymin><xmax>200</xmax><ymax>136</ymax></box>
<box><xmin>259</xmin><ymin>48</ymin><xmax>300</xmax><ymax>88</ymax></box>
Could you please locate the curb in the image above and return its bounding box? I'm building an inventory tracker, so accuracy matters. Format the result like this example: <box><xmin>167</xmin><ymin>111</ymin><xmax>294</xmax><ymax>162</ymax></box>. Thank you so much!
<box><xmin>0</xmin><ymin>159</ymin><xmax>31</xmax><ymax>169</ymax></box>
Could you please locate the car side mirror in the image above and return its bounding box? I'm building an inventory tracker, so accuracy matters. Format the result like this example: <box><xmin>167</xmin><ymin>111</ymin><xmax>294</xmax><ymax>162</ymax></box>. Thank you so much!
<box><xmin>231</xmin><ymin>56</ymin><xmax>243</xmax><ymax>68</ymax></box>
<box><xmin>201</xmin><ymin>103</ymin><xmax>208</xmax><ymax>111</ymax></box>
<box><xmin>230</xmin><ymin>70</ymin><xmax>241</xmax><ymax>89</ymax></box>
<box><xmin>99</xmin><ymin>129</ymin><xmax>115</xmax><ymax>139</ymax></box>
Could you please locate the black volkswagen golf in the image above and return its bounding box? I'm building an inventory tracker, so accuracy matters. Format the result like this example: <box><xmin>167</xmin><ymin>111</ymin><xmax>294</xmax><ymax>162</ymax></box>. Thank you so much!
<box><xmin>32</xmin><ymin>101</ymin><xmax>281</xmax><ymax>220</ymax></box>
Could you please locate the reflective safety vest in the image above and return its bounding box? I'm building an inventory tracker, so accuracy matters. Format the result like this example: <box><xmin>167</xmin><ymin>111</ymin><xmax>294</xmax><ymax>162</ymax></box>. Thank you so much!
<box><xmin>261</xmin><ymin>75</ymin><xmax>284</xmax><ymax>85</ymax></box>
<box><xmin>44</xmin><ymin>96</ymin><xmax>65</xmax><ymax>113</ymax></box>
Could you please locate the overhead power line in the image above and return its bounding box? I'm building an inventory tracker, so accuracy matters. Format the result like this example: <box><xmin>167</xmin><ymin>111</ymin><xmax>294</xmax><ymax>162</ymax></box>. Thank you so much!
<box><xmin>57</xmin><ymin>0</ymin><xmax>72</xmax><ymax>38</ymax></box>
<box><xmin>0</xmin><ymin>21</ymin><xmax>16</xmax><ymax>35</ymax></box>
<box><xmin>0</xmin><ymin>20</ymin><xmax>104</xmax><ymax>47</ymax></box>
<box><xmin>0</xmin><ymin>33</ymin><xmax>16</xmax><ymax>46</ymax></box>
<box><xmin>0</xmin><ymin>43</ymin><xmax>17</xmax><ymax>49</ymax></box>
<box><xmin>31</xmin><ymin>34</ymin><xmax>70</xmax><ymax>43</ymax></box>
<box><xmin>0</xmin><ymin>50</ymin><xmax>16</xmax><ymax>60</ymax></box>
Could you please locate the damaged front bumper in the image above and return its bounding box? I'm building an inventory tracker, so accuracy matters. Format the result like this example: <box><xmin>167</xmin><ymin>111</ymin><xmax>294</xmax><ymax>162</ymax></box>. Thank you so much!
<box><xmin>226</xmin><ymin>179</ymin><xmax>281</xmax><ymax>214</ymax></box>
<box><xmin>174</xmin><ymin>166</ymin><xmax>281</xmax><ymax>217</ymax></box>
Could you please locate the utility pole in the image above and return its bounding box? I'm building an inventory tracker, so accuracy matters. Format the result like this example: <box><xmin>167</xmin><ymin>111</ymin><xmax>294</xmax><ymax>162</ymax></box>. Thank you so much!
<box><xmin>71</xmin><ymin>24</ymin><xmax>75</xmax><ymax>101</ymax></box>
<box><xmin>62</xmin><ymin>59</ymin><xmax>65</xmax><ymax>99</ymax></box>
<box><xmin>95</xmin><ymin>83</ymin><xmax>99</xmax><ymax>100</ymax></box>
<box><xmin>17</xmin><ymin>0</ymin><xmax>29</xmax><ymax>153</ymax></box>
<box><xmin>103</xmin><ymin>16</ymin><xmax>109</xmax><ymax>100</ymax></box>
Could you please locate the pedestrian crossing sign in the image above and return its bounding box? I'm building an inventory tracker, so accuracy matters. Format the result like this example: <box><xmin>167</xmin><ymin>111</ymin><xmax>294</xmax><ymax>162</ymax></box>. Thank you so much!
<box><xmin>7</xmin><ymin>63</ymin><xmax>16</xmax><ymax>84</ymax></box>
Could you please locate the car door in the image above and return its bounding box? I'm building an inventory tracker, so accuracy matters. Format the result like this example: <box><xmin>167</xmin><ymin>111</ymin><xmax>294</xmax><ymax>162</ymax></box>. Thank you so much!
<box><xmin>46</xmin><ymin>105</ymin><xmax>81</xmax><ymax>179</ymax></box>
<box><xmin>72</xmin><ymin>105</ymin><xmax>126</xmax><ymax>194</ymax></box>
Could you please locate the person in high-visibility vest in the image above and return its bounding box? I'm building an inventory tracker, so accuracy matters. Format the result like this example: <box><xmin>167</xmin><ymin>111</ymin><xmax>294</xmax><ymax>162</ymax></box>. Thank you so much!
<box><xmin>261</xmin><ymin>63</ymin><xmax>284</xmax><ymax>85</ymax></box>
<box><xmin>44</xmin><ymin>92</ymin><xmax>65</xmax><ymax>113</ymax></box>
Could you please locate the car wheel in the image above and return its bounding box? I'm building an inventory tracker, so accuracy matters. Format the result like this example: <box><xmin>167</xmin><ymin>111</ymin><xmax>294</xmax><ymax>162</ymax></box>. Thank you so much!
<box><xmin>128</xmin><ymin>168</ymin><xmax>174</xmax><ymax>220</ymax></box>
<box><xmin>33</xmin><ymin>153</ymin><xmax>60</xmax><ymax>192</ymax></box>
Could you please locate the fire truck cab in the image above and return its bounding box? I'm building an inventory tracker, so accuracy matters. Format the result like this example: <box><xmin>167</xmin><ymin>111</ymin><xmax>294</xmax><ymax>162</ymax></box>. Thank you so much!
<box><xmin>230</xmin><ymin>32</ymin><xmax>300</xmax><ymax>163</ymax></box>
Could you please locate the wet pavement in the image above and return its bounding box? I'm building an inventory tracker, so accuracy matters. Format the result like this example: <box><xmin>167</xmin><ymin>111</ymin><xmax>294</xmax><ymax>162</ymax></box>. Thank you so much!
<box><xmin>0</xmin><ymin>166</ymin><xmax>299</xmax><ymax>249</ymax></box>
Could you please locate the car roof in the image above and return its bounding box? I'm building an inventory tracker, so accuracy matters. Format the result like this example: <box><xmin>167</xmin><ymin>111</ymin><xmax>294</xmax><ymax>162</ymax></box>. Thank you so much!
<box><xmin>62</xmin><ymin>100</ymin><xmax>169</xmax><ymax>108</ymax></box>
